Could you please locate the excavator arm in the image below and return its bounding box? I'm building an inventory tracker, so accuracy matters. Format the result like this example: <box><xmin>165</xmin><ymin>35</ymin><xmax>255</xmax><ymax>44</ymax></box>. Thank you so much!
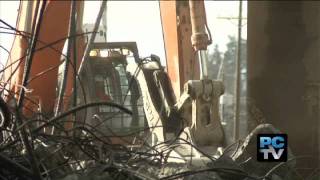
<box><xmin>127</xmin><ymin>0</ymin><xmax>225</xmax><ymax>163</ymax></box>
<box><xmin>2</xmin><ymin>1</ymin><xmax>85</xmax><ymax>117</ymax></box>
<box><xmin>159</xmin><ymin>1</ymin><xmax>199</xmax><ymax>98</ymax></box>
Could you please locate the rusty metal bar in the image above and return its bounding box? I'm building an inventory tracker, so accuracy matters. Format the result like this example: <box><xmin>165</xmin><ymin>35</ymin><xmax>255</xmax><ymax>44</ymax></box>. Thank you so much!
<box><xmin>77</xmin><ymin>1</ymin><xmax>107</xmax><ymax>75</ymax></box>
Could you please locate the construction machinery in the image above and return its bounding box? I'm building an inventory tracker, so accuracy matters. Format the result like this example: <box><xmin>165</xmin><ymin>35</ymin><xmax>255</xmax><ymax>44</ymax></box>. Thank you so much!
<box><xmin>125</xmin><ymin>1</ymin><xmax>225</xmax><ymax>164</ymax></box>
<box><xmin>69</xmin><ymin>42</ymin><xmax>146</xmax><ymax>144</ymax></box>
<box><xmin>1</xmin><ymin>1</ymin><xmax>145</xmax><ymax>137</ymax></box>
<box><xmin>1</xmin><ymin>0</ymin><xmax>225</xmax><ymax>162</ymax></box>
<box><xmin>0</xmin><ymin>0</ymin><xmax>233</xmax><ymax>177</ymax></box>
<box><xmin>1</xmin><ymin>1</ymin><xmax>309</xmax><ymax>179</ymax></box>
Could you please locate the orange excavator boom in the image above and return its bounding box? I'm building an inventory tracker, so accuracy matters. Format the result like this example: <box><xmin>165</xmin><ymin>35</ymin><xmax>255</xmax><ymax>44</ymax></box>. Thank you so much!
<box><xmin>2</xmin><ymin>1</ymin><xmax>85</xmax><ymax>117</ymax></box>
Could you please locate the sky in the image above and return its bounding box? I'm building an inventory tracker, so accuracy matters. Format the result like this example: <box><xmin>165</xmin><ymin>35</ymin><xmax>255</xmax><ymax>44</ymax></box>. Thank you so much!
<box><xmin>0</xmin><ymin>1</ymin><xmax>247</xmax><ymax>66</ymax></box>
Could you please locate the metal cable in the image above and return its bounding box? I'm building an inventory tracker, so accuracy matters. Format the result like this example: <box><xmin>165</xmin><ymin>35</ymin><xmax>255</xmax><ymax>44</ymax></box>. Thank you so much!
<box><xmin>15</xmin><ymin>1</ymin><xmax>47</xmax><ymax>179</ymax></box>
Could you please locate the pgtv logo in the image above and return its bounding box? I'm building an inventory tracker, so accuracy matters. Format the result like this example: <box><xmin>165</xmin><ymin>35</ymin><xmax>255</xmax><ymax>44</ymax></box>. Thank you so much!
<box><xmin>257</xmin><ymin>134</ymin><xmax>287</xmax><ymax>162</ymax></box>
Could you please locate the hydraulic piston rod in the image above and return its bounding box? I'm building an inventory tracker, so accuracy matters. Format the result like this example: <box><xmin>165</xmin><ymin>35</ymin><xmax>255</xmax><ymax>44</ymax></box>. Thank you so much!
<box><xmin>189</xmin><ymin>0</ymin><xmax>211</xmax><ymax>79</ymax></box>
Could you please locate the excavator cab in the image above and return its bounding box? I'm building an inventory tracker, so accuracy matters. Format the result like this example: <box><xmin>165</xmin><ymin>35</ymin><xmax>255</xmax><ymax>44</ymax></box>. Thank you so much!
<box><xmin>58</xmin><ymin>42</ymin><xmax>146</xmax><ymax>145</ymax></box>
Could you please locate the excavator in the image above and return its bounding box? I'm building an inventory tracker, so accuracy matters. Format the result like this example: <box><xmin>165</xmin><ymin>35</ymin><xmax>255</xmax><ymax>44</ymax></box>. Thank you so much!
<box><xmin>1</xmin><ymin>1</ymin><xmax>304</xmax><ymax>180</ymax></box>
<box><xmin>127</xmin><ymin>1</ymin><xmax>225</xmax><ymax>163</ymax></box>
<box><xmin>1</xmin><ymin>1</ymin><xmax>146</xmax><ymax>145</ymax></box>
<box><xmin>1</xmin><ymin>0</ymin><xmax>225</xmax><ymax>169</ymax></box>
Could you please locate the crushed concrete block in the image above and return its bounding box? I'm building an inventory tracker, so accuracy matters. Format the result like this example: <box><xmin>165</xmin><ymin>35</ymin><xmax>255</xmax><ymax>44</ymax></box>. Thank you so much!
<box><xmin>232</xmin><ymin>124</ymin><xmax>298</xmax><ymax>179</ymax></box>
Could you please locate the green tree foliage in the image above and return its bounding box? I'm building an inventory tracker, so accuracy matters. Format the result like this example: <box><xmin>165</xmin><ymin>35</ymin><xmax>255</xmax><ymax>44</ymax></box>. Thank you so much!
<box><xmin>208</xmin><ymin>35</ymin><xmax>247</xmax><ymax>95</ymax></box>
<box><xmin>208</xmin><ymin>44</ymin><xmax>223</xmax><ymax>79</ymax></box>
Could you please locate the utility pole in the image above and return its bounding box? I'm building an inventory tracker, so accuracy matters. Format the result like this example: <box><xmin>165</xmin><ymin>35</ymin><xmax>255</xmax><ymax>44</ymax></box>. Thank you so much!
<box><xmin>217</xmin><ymin>5</ymin><xmax>247</xmax><ymax>139</ymax></box>
<box><xmin>233</xmin><ymin>0</ymin><xmax>242</xmax><ymax>141</ymax></box>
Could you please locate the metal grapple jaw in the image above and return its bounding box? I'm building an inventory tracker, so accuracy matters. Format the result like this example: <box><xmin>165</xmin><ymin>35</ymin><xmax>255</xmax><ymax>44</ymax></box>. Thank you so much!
<box><xmin>176</xmin><ymin>79</ymin><xmax>225</xmax><ymax>147</ymax></box>
<box><xmin>127</xmin><ymin>60</ymin><xmax>225</xmax><ymax>164</ymax></box>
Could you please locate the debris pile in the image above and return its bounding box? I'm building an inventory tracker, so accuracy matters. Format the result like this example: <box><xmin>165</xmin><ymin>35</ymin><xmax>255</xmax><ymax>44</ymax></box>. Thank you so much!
<box><xmin>0</xmin><ymin>98</ymin><xmax>314</xmax><ymax>180</ymax></box>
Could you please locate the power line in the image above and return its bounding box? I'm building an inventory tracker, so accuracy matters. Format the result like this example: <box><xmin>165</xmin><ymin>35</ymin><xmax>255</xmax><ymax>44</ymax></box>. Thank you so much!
<box><xmin>217</xmin><ymin>16</ymin><xmax>247</xmax><ymax>27</ymax></box>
